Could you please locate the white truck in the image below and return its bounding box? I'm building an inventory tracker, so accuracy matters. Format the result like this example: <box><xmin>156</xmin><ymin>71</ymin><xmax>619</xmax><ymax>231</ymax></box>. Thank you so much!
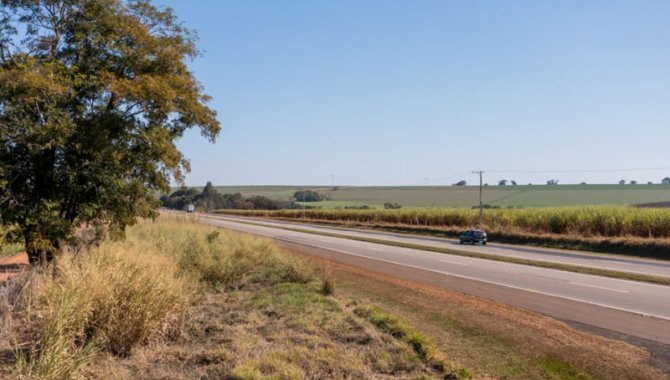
<box><xmin>183</xmin><ymin>204</ymin><xmax>195</xmax><ymax>213</ymax></box>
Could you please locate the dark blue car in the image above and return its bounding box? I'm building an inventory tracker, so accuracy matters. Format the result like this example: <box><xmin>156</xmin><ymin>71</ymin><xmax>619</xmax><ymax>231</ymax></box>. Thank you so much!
<box><xmin>459</xmin><ymin>229</ymin><xmax>487</xmax><ymax>245</ymax></box>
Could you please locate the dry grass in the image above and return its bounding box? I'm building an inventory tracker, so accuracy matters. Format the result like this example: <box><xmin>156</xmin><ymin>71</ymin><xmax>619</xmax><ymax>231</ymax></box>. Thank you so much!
<box><xmin>320</xmin><ymin>265</ymin><xmax>336</xmax><ymax>296</ymax></box>
<box><xmin>126</xmin><ymin>217</ymin><xmax>313</xmax><ymax>289</ymax></box>
<box><xmin>0</xmin><ymin>216</ymin><xmax>464</xmax><ymax>379</ymax></box>
<box><xmin>93</xmin><ymin>282</ymin><xmax>456</xmax><ymax>379</ymax></box>
<box><xmin>2</xmin><ymin>227</ymin><xmax>199</xmax><ymax>379</ymax></box>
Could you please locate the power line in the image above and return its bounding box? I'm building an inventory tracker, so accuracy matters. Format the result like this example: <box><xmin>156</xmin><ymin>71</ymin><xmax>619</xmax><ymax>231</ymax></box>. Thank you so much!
<box><xmin>487</xmin><ymin>166</ymin><xmax>670</xmax><ymax>174</ymax></box>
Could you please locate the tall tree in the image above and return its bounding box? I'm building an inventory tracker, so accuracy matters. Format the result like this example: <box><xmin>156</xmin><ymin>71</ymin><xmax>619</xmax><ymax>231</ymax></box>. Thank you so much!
<box><xmin>201</xmin><ymin>181</ymin><xmax>216</xmax><ymax>211</ymax></box>
<box><xmin>0</xmin><ymin>0</ymin><xmax>220</xmax><ymax>263</ymax></box>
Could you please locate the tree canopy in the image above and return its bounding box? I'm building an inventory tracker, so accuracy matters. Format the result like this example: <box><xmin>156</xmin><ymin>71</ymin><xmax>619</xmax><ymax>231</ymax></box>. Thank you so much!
<box><xmin>0</xmin><ymin>0</ymin><xmax>220</xmax><ymax>263</ymax></box>
<box><xmin>293</xmin><ymin>190</ymin><xmax>328</xmax><ymax>202</ymax></box>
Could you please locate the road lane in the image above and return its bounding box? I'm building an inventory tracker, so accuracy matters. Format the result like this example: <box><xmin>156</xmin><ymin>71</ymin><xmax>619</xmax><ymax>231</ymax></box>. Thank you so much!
<box><xmin>192</xmin><ymin>215</ymin><xmax>670</xmax><ymax>319</ymax></box>
<box><xmin>214</xmin><ymin>214</ymin><xmax>670</xmax><ymax>279</ymax></box>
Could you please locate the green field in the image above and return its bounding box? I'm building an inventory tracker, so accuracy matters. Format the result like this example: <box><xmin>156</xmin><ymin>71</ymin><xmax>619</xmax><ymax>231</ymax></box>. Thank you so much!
<box><xmin>205</xmin><ymin>184</ymin><xmax>670</xmax><ymax>208</ymax></box>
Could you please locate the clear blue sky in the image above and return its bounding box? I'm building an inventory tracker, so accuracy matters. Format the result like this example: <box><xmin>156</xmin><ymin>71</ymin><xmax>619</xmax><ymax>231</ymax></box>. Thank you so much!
<box><xmin>157</xmin><ymin>0</ymin><xmax>670</xmax><ymax>186</ymax></box>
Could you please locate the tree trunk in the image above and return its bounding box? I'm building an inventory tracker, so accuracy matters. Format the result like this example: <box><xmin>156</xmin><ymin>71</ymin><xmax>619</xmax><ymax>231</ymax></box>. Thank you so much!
<box><xmin>24</xmin><ymin>224</ymin><xmax>61</xmax><ymax>266</ymax></box>
<box><xmin>27</xmin><ymin>249</ymin><xmax>40</xmax><ymax>265</ymax></box>
<box><xmin>27</xmin><ymin>248</ymin><xmax>54</xmax><ymax>266</ymax></box>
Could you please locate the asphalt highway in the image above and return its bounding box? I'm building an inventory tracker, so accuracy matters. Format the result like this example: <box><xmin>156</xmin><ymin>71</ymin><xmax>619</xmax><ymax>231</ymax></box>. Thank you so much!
<box><xmin>216</xmin><ymin>214</ymin><xmax>670</xmax><ymax>279</ymax></box>
<box><xmin>177</xmin><ymin>212</ymin><xmax>670</xmax><ymax>345</ymax></box>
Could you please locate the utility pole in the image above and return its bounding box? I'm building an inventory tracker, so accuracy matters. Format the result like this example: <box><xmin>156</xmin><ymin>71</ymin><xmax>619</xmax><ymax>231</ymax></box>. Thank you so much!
<box><xmin>330</xmin><ymin>175</ymin><xmax>336</xmax><ymax>190</ymax></box>
<box><xmin>472</xmin><ymin>170</ymin><xmax>484</xmax><ymax>226</ymax></box>
<box><xmin>302</xmin><ymin>187</ymin><xmax>306</xmax><ymax>220</ymax></box>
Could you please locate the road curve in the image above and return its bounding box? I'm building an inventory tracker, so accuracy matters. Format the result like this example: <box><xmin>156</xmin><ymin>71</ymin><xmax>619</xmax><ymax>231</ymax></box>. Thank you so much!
<box><xmin>176</xmin><ymin>212</ymin><xmax>670</xmax><ymax>344</ymax></box>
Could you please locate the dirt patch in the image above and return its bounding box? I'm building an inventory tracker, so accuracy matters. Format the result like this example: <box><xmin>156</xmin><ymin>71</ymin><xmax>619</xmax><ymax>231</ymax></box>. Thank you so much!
<box><xmin>284</xmin><ymin>246</ymin><xmax>668</xmax><ymax>379</ymax></box>
<box><xmin>564</xmin><ymin>320</ymin><xmax>670</xmax><ymax>375</ymax></box>
<box><xmin>0</xmin><ymin>253</ymin><xmax>28</xmax><ymax>284</ymax></box>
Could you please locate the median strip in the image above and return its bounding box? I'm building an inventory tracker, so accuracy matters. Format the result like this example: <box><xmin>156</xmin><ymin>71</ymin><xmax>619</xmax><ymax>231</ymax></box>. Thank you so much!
<box><xmin>199</xmin><ymin>215</ymin><xmax>670</xmax><ymax>287</ymax></box>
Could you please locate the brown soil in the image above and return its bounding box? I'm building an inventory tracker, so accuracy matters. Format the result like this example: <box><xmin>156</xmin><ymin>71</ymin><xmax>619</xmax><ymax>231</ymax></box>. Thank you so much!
<box><xmin>634</xmin><ymin>202</ymin><xmax>670</xmax><ymax>208</ymax></box>
<box><xmin>0</xmin><ymin>252</ymin><xmax>28</xmax><ymax>284</ymax></box>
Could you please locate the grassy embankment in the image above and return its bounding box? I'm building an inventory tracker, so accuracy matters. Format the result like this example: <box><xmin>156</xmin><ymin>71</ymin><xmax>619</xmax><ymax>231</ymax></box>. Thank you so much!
<box><xmin>314</xmin><ymin>253</ymin><xmax>667</xmax><ymax>380</ymax></box>
<box><xmin>217</xmin><ymin>207</ymin><xmax>670</xmax><ymax>259</ymax></box>
<box><xmin>0</xmin><ymin>217</ymin><xmax>465</xmax><ymax>379</ymax></box>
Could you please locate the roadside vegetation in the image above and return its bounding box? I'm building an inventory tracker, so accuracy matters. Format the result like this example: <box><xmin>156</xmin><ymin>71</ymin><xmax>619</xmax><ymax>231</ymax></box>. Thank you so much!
<box><xmin>0</xmin><ymin>216</ymin><xmax>465</xmax><ymax>379</ymax></box>
<box><xmin>0</xmin><ymin>227</ymin><xmax>22</xmax><ymax>259</ymax></box>
<box><xmin>216</xmin><ymin>207</ymin><xmax>670</xmax><ymax>258</ymax></box>
<box><xmin>0</xmin><ymin>245</ymin><xmax>23</xmax><ymax>259</ymax></box>
<box><xmin>0</xmin><ymin>243</ymin><xmax>23</xmax><ymax>260</ymax></box>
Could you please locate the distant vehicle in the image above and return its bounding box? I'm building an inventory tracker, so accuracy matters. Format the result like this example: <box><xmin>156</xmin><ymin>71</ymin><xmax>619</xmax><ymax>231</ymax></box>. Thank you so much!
<box><xmin>183</xmin><ymin>204</ymin><xmax>195</xmax><ymax>213</ymax></box>
<box><xmin>459</xmin><ymin>229</ymin><xmax>487</xmax><ymax>245</ymax></box>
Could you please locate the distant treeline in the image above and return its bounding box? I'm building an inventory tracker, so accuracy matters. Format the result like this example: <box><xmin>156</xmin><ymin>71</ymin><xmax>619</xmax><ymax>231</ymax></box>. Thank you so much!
<box><xmin>293</xmin><ymin>190</ymin><xmax>329</xmax><ymax>202</ymax></box>
<box><xmin>161</xmin><ymin>182</ymin><xmax>301</xmax><ymax>211</ymax></box>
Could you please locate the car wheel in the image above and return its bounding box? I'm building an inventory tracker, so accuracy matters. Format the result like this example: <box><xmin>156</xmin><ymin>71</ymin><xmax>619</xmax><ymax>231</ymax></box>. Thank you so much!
<box><xmin>483</xmin><ymin>242</ymin><xmax>487</xmax><ymax>245</ymax></box>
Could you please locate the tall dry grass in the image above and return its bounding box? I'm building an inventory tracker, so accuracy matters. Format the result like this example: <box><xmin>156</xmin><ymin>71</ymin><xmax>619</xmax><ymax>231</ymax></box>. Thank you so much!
<box><xmin>128</xmin><ymin>217</ymin><xmax>312</xmax><ymax>288</ymax></box>
<box><xmin>218</xmin><ymin>206</ymin><xmax>670</xmax><ymax>239</ymax></box>
<box><xmin>12</xmin><ymin>232</ymin><xmax>198</xmax><ymax>378</ymax></box>
<box><xmin>2</xmin><ymin>216</ymin><xmax>311</xmax><ymax>379</ymax></box>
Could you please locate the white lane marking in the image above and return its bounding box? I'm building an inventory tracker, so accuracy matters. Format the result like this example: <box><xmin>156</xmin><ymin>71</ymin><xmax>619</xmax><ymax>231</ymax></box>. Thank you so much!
<box><xmin>439</xmin><ymin>259</ymin><xmax>469</xmax><ymax>266</ymax></box>
<box><xmin>569</xmin><ymin>282</ymin><xmax>629</xmax><ymax>293</ymax></box>
<box><xmin>268</xmin><ymin>238</ymin><xmax>670</xmax><ymax>321</ymax></box>
<box><xmin>366</xmin><ymin>246</ymin><xmax>385</xmax><ymax>251</ymax></box>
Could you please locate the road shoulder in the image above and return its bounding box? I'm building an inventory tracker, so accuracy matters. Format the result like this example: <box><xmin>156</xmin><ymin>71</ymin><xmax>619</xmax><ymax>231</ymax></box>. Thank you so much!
<box><xmin>281</xmin><ymin>242</ymin><xmax>668</xmax><ymax>379</ymax></box>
